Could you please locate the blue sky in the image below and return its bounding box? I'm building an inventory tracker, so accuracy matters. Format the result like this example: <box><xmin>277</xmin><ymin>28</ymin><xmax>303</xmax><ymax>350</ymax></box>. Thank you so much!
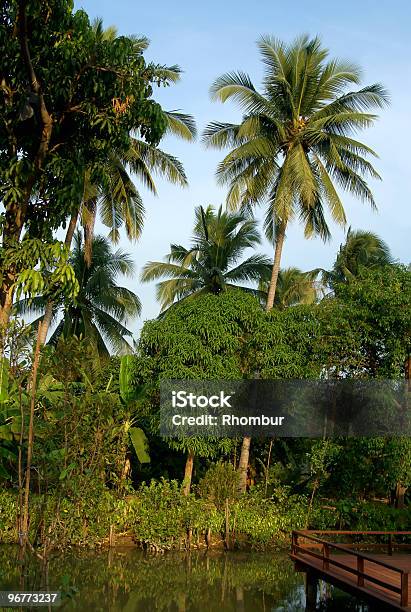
<box><xmin>75</xmin><ymin>0</ymin><xmax>411</xmax><ymax>336</ymax></box>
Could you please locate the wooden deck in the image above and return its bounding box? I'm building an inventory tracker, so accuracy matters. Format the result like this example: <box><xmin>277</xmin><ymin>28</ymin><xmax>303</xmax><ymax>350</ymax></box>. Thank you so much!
<box><xmin>291</xmin><ymin>530</ymin><xmax>411</xmax><ymax>610</ymax></box>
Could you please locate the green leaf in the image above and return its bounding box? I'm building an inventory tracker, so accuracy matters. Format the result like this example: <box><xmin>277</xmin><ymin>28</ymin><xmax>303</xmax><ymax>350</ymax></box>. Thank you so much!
<box><xmin>119</xmin><ymin>355</ymin><xmax>134</xmax><ymax>404</ymax></box>
<box><xmin>0</xmin><ymin>357</ymin><xmax>9</xmax><ymax>403</ymax></box>
<box><xmin>0</xmin><ymin>425</ymin><xmax>13</xmax><ymax>441</ymax></box>
<box><xmin>59</xmin><ymin>462</ymin><xmax>76</xmax><ymax>480</ymax></box>
<box><xmin>129</xmin><ymin>427</ymin><xmax>150</xmax><ymax>464</ymax></box>
<box><xmin>0</xmin><ymin>464</ymin><xmax>11</xmax><ymax>479</ymax></box>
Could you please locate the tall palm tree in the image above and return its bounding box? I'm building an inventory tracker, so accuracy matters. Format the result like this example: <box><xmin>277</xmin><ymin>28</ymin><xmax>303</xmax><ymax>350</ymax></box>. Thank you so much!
<box><xmin>259</xmin><ymin>266</ymin><xmax>319</xmax><ymax>308</ymax></box>
<box><xmin>322</xmin><ymin>228</ymin><xmax>393</xmax><ymax>291</ymax></box>
<box><xmin>203</xmin><ymin>34</ymin><xmax>388</xmax><ymax>311</ymax></box>
<box><xmin>17</xmin><ymin>233</ymin><xmax>140</xmax><ymax>358</ymax></box>
<box><xmin>141</xmin><ymin>205</ymin><xmax>271</xmax><ymax>311</ymax></box>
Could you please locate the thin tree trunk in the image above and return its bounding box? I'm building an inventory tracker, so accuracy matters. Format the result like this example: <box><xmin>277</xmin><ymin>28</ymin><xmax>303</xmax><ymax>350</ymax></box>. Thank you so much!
<box><xmin>83</xmin><ymin>198</ymin><xmax>97</xmax><ymax>268</ymax></box>
<box><xmin>37</xmin><ymin>211</ymin><xmax>78</xmax><ymax>345</ymax></box>
<box><xmin>264</xmin><ymin>439</ymin><xmax>273</xmax><ymax>496</ymax></box>
<box><xmin>237</xmin><ymin>436</ymin><xmax>251</xmax><ymax>494</ymax></box>
<box><xmin>21</xmin><ymin>321</ymin><xmax>42</xmax><ymax>551</ymax></box>
<box><xmin>265</xmin><ymin>223</ymin><xmax>287</xmax><ymax>311</ymax></box>
<box><xmin>395</xmin><ymin>483</ymin><xmax>407</xmax><ymax>509</ymax></box>
<box><xmin>182</xmin><ymin>450</ymin><xmax>194</xmax><ymax>496</ymax></box>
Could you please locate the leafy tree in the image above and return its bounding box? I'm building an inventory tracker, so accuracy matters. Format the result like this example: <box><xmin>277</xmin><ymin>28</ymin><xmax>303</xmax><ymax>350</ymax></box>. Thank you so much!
<box><xmin>0</xmin><ymin>0</ymin><xmax>168</xmax><ymax>326</ymax></box>
<box><xmin>320</xmin><ymin>265</ymin><xmax>411</xmax><ymax>378</ymax></box>
<box><xmin>16</xmin><ymin>233</ymin><xmax>140</xmax><ymax>357</ymax></box>
<box><xmin>132</xmin><ymin>291</ymin><xmax>265</xmax><ymax>492</ymax></box>
<box><xmin>141</xmin><ymin>205</ymin><xmax>271</xmax><ymax>311</ymax></box>
<box><xmin>321</xmin><ymin>228</ymin><xmax>394</xmax><ymax>292</ymax></box>
<box><xmin>203</xmin><ymin>34</ymin><xmax>388</xmax><ymax>310</ymax></box>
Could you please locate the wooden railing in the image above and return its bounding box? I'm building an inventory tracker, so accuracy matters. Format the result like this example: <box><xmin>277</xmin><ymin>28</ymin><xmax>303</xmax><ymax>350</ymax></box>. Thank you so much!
<box><xmin>291</xmin><ymin>530</ymin><xmax>411</xmax><ymax>607</ymax></box>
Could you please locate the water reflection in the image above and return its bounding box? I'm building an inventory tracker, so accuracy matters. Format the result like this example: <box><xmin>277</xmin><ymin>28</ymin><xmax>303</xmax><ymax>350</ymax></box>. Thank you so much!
<box><xmin>0</xmin><ymin>546</ymin><xmax>371</xmax><ymax>611</ymax></box>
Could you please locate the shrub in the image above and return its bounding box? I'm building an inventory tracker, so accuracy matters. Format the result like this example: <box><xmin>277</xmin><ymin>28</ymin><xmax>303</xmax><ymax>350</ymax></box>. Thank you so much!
<box><xmin>197</xmin><ymin>461</ymin><xmax>240</xmax><ymax>510</ymax></box>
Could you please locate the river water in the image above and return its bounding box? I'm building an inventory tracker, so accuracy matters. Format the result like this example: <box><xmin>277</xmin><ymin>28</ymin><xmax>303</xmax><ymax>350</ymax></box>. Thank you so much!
<box><xmin>0</xmin><ymin>546</ymin><xmax>372</xmax><ymax>611</ymax></box>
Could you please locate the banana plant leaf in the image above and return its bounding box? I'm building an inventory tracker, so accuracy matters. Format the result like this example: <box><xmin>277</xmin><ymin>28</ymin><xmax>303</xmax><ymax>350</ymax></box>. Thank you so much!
<box><xmin>129</xmin><ymin>427</ymin><xmax>150</xmax><ymax>464</ymax></box>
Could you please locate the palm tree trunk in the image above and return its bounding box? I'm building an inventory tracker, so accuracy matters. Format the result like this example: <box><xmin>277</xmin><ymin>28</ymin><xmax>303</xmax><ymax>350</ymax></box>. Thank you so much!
<box><xmin>182</xmin><ymin>450</ymin><xmax>194</xmax><ymax>496</ymax></box>
<box><xmin>266</xmin><ymin>223</ymin><xmax>287</xmax><ymax>311</ymax></box>
<box><xmin>38</xmin><ymin>211</ymin><xmax>78</xmax><ymax>346</ymax></box>
<box><xmin>237</xmin><ymin>436</ymin><xmax>251</xmax><ymax>494</ymax></box>
<box><xmin>0</xmin><ymin>289</ymin><xmax>14</xmax><ymax>338</ymax></box>
<box><xmin>83</xmin><ymin>198</ymin><xmax>97</xmax><ymax>268</ymax></box>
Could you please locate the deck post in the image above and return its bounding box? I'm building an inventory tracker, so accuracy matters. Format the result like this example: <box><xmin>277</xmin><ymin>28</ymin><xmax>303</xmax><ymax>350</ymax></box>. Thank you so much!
<box><xmin>357</xmin><ymin>556</ymin><xmax>364</xmax><ymax>587</ymax></box>
<box><xmin>388</xmin><ymin>533</ymin><xmax>393</xmax><ymax>556</ymax></box>
<box><xmin>401</xmin><ymin>572</ymin><xmax>409</xmax><ymax>607</ymax></box>
<box><xmin>305</xmin><ymin>571</ymin><xmax>318</xmax><ymax>612</ymax></box>
<box><xmin>292</xmin><ymin>531</ymin><xmax>298</xmax><ymax>554</ymax></box>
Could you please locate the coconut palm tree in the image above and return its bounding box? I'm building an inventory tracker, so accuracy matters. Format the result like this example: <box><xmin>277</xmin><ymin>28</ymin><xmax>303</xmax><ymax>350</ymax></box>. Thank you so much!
<box><xmin>16</xmin><ymin>233</ymin><xmax>140</xmax><ymax>358</ymax></box>
<box><xmin>80</xmin><ymin>110</ymin><xmax>195</xmax><ymax>265</ymax></box>
<box><xmin>203</xmin><ymin>34</ymin><xmax>388</xmax><ymax>311</ymax></box>
<box><xmin>322</xmin><ymin>228</ymin><xmax>394</xmax><ymax>292</ymax></box>
<box><xmin>259</xmin><ymin>266</ymin><xmax>319</xmax><ymax>308</ymax></box>
<box><xmin>141</xmin><ymin>205</ymin><xmax>271</xmax><ymax>311</ymax></box>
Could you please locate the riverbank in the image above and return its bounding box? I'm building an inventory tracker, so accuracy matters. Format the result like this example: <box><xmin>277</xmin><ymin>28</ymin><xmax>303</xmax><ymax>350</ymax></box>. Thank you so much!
<box><xmin>1</xmin><ymin>482</ymin><xmax>409</xmax><ymax>552</ymax></box>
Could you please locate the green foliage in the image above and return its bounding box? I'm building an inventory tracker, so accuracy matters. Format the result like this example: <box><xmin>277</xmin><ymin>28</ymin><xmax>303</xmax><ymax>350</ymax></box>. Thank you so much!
<box><xmin>232</xmin><ymin>488</ymin><xmax>308</xmax><ymax>548</ymax></box>
<box><xmin>204</xmin><ymin>35</ymin><xmax>388</xmax><ymax>241</ymax></box>
<box><xmin>259</xmin><ymin>267</ymin><xmax>319</xmax><ymax>308</ymax></box>
<box><xmin>0</xmin><ymin>357</ymin><xmax>9</xmax><ymax>402</ymax></box>
<box><xmin>326</xmin><ymin>437</ymin><xmax>411</xmax><ymax>498</ymax></box>
<box><xmin>308</xmin><ymin>440</ymin><xmax>342</xmax><ymax>486</ymax></box>
<box><xmin>119</xmin><ymin>355</ymin><xmax>135</xmax><ymax>404</ymax></box>
<box><xmin>135</xmin><ymin>290</ymin><xmax>263</xmax><ymax>382</ymax></box>
<box><xmin>332</xmin><ymin>498</ymin><xmax>411</xmax><ymax>531</ymax></box>
<box><xmin>197</xmin><ymin>462</ymin><xmax>240</xmax><ymax>510</ymax></box>
<box><xmin>318</xmin><ymin>265</ymin><xmax>411</xmax><ymax>377</ymax></box>
<box><xmin>0</xmin><ymin>488</ymin><xmax>123</xmax><ymax>547</ymax></box>
<box><xmin>16</xmin><ymin>233</ymin><xmax>141</xmax><ymax>357</ymax></box>
<box><xmin>128</xmin><ymin>479</ymin><xmax>221</xmax><ymax>550</ymax></box>
<box><xmin>254</xmin><ymin>305</ymin><xmax>322</xmax><ymax>378</ymax></box>
<box><xmin>133</xmin><ymin>291</ymin><xmax>265</xmax><ymax>457</ymax></box>
<box><xmin>129</xmin><ymin>427</ymin><xmax>150</xmax><ymax>464</ymax></box>
<box><xmin>9</xmin><ymin>239</ymin><xmax>78</xmax><ymax>301</ymax></box>
<box><xmin>0</xmin><ymin>0</ymin><xmax>166</xmax><ymax>225</ymax></box>
<box><xmin>325</xmin><ymin>228</ymin><xmax>394</xmax><ymax>290</ymax></box>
